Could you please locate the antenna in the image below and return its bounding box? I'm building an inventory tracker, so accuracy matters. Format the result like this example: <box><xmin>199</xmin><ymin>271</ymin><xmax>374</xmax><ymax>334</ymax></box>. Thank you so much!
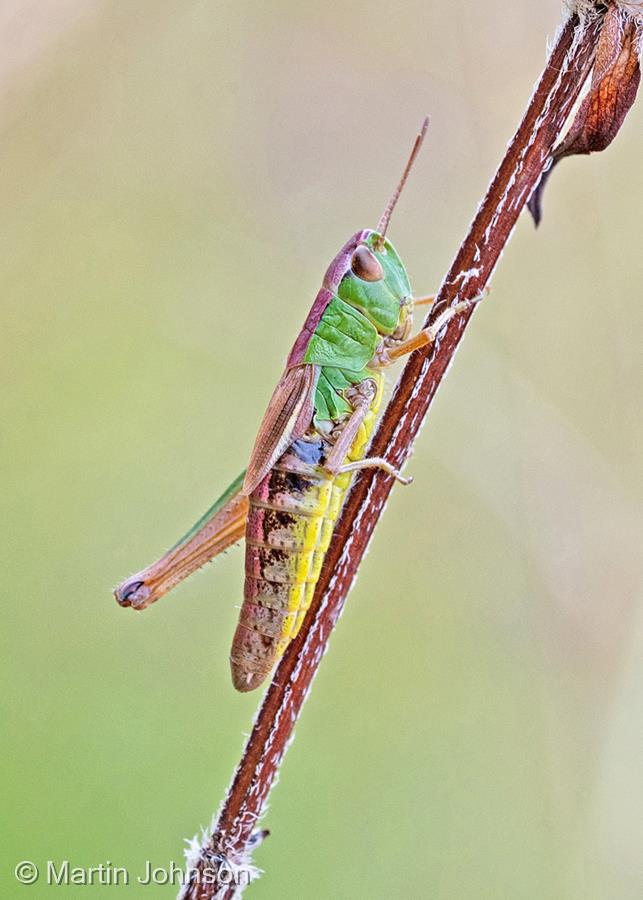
<box><xmin>376</xmin><ymin>116</ymin><xmax>429</xmax><ymax>247</ymax></box>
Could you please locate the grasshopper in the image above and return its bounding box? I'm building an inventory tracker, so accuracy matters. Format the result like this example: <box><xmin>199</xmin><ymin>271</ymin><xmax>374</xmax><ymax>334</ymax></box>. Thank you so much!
<box><xmin>115</xmin><ymin>119</ymin><xmax>476</xmax><ymax>691</ymax></box>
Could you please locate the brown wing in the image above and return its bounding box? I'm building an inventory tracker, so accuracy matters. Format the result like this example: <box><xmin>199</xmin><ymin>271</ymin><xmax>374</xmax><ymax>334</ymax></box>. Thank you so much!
<box><xmin>243</xmin><ymin>364</ymin><xmax>319</xmax><ymax>495</ymax></box>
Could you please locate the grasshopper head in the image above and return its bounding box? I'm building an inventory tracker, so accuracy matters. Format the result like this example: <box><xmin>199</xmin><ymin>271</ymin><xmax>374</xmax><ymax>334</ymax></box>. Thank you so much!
<box><xmin>337</xmin><ymin>230</ymin><xmax>412</xmax><ymax>337</ymax></box>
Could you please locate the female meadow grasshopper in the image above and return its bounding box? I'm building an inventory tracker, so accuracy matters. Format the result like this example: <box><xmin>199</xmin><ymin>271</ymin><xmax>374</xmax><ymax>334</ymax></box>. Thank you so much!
<box><xmin>115</xmin><ymin>120</ymin><xmax>476</xmax><ymax>691</ymax></box>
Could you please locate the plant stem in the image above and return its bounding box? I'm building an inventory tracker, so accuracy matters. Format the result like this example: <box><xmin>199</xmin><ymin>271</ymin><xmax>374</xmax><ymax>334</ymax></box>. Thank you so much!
<box><xmin>180</xmin><ymin>10</ymin><xmax>606</xmax><ymax>899</ymax></box>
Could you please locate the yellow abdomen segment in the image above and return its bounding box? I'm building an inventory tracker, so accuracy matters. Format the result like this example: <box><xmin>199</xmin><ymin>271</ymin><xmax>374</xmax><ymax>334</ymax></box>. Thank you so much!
<box><xmin>230</xmin><ymin>373</ymin><xmax>384</xmax><ymax>692</ymax></box>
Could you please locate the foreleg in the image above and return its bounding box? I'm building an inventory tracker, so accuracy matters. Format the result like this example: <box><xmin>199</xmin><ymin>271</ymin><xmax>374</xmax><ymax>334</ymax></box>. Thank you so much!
<box><xmin>381</xmin><ymin>292</ymin><xmax>485</xmax><ymax>365</ymax></box>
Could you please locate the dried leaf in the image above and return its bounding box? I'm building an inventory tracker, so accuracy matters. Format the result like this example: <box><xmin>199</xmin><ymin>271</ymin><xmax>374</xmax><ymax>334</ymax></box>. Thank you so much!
<box><xmin>529</xmin><ymin>5</ymin><xmax>641</xmax><ymax>225</ymax></box>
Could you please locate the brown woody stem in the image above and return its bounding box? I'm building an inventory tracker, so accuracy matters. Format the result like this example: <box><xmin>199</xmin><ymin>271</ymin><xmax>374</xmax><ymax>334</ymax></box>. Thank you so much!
<box><xmin>180</xmin><ymin>10</ymin><xmax>606</xmax><ymax>898</ymax></box>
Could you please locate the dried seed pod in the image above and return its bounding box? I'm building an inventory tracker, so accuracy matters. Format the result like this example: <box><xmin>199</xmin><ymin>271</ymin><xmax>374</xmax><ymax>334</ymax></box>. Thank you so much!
<box><xmin>529</xmin><ymin>3</ymin><xmax>642</xmax><ymax>225</ymax></box>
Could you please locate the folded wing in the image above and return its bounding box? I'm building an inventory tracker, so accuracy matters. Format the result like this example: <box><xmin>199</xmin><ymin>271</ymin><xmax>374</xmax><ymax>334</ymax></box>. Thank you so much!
<box><xmin>243</xmin><ymin>364</ymin><xmax>319</xmax><ymax>495</ymax></box>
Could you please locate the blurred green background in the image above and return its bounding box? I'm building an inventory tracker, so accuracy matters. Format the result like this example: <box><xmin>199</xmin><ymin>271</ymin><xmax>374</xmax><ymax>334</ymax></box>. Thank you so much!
<box><xmin>2</xmin><ymin>1</ymin><xmax>642</xmax><ymax>898</ymax></box>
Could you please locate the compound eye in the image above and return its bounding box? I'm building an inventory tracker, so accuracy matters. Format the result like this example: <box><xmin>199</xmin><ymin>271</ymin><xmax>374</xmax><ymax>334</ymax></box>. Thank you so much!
<box><xmin>351</xmin><ymin>246</ymin><xmax>384</xmax><ymax>282</ymax></box>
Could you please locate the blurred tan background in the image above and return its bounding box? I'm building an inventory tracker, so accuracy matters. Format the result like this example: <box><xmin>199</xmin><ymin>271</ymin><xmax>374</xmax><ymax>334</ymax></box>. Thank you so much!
<box><xmin>2</xmin><ymin>1</ymin><xmax>642</xmax><ymax>898</ymax></box>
